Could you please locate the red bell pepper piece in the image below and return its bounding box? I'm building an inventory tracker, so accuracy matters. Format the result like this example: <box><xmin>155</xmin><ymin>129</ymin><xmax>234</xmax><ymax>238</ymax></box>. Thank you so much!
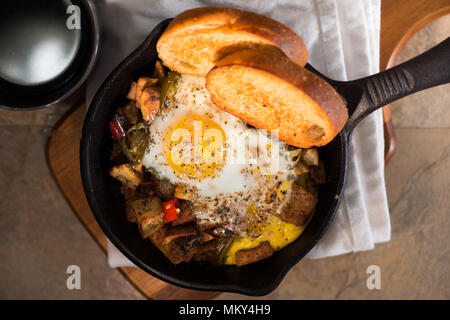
<box><xmin>109</xmin><ymin>114</ymin><xmax>126</xmax><ymax>141</ymax></box>
<box><xmin>163</xmin><ymin>199</ymin><xmax>179</xmax><ymax>223</ymax></box>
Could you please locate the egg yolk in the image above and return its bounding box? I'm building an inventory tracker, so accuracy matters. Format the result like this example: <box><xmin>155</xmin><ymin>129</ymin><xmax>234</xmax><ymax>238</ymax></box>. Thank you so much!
<box><xmin>164</xmin><ymin>113</ymin><xmax>226</xmax><ymax>179</ymax></box>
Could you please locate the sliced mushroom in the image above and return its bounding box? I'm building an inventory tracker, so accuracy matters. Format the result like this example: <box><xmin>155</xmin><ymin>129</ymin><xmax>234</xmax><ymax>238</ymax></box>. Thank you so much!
<box><xmin>162</xmin><ymin>224</ymin><xmax>197</xmax><ymax>245</ymax></box>
<box><xmin>301</xmin><ymin>148</ymin><xmax>319</xmax><ymax>166</ymax></box>
<box><xmin>171</xmin><ymin>206</ymin><xmax>195</xmax><ymax>227</ymax></box>
<box><xmin>294</xmin><ymin>161</ymin><xmax>310</xmax><ymax>175</ymax></box>
<box><xmin>150</xmin><ymin>226</ymin><xmax>197</xmax><ymax>265</ymax></box>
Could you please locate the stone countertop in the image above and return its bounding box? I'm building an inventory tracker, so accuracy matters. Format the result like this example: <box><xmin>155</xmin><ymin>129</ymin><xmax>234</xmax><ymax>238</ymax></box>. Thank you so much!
<box><xmin>0</xmin><ymin>16</ymin><xmax>448</xmax><ymax>299</ymax></box>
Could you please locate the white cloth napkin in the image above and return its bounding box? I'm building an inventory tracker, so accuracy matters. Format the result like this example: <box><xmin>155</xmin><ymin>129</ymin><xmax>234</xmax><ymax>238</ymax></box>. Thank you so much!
<box><xmin>86</xmin><ymin>0</ymin><xmax>391</xmax><ymax>267</ymax></box>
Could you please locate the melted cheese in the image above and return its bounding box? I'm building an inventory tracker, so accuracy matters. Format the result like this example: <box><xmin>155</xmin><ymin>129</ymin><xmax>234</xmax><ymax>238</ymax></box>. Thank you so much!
<box><xmin>224</xmin><ymin>215</ymin><xmax>305</xmax><ymax>265</ymax></box>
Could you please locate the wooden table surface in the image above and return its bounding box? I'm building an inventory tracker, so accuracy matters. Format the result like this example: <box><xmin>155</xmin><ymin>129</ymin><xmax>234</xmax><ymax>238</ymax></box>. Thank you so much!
<box><xmin>46</xmin><ymin>0</ymin><xmax>450</xmax><ymax>299</ymax></box>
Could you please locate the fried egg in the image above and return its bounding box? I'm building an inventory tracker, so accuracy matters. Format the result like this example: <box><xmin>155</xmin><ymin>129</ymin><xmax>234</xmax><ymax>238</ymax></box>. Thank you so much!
<box><xmin>143</xmin><ymin>75</ymin><xmax>300</xmax><ymax>234</ymax></box>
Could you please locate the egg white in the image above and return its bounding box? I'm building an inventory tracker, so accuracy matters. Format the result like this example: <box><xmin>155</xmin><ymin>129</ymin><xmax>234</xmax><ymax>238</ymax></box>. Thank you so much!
<box><xmin>143</xmin><ymin>75</ymin><xmax>299</xmax><ymax>233</ymax></box>
<box><xmin>143</xmin><ymin>75</ymin><xmax>257</xmax><ymax>197</ymax></box>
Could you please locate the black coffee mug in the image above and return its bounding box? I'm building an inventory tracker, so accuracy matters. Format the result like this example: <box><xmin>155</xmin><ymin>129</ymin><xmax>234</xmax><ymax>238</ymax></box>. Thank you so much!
<box><xmin>0</xmin><ymin>0</ymin><xmax>100</xmax><ymax>110</ymax></box>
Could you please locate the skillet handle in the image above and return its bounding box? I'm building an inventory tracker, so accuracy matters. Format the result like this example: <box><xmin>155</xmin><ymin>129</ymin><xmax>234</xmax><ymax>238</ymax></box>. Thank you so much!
<box><xmin>345</xmin><ymin>37</ymin><xmax>450</xmax><ymax>132</ymax></box>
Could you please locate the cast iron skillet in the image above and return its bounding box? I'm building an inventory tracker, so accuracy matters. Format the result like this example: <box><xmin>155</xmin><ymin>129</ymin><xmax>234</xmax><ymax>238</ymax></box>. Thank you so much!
<box><xmin>81</xmin><ymin>19</ymin><xmax>450</xmax><ymax>296</ymax></box>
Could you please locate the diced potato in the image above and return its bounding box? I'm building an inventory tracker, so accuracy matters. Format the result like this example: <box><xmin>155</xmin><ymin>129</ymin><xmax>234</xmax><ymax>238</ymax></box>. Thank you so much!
<box><xmin>120</xmin><ymin>187</ymin><xmax>138</xmax><ymax>222</ymax></box>
<box><xmin>174</xmin><ymin>184</ymin><xmax>195</xmax><ymax>200</ymax></box>
<box><xmin>279</xmin><ymin>183</ymin><xmax>317</xmax><ymax>226</ymax></box>
<box><xmin>301</xmin><ymin>148</ymin><xmax>319</xmax><ymax>166</ymax></box>
<box><xmin>294</xmin><ymin>161</ymin><xmax>310</xmax><ymax>175</ymax></box>
<box><xmin>138</xmin><ymin>87</ymin><xmax>160</xmax><ymax>123</ymax></box>
<box><xmin>109</xmin><ymin>164</ymin><xmax>143</xmax><ymax>189</ymax></box>
<box><xmin>127</xmin><ymin>82</ymin><xmax>137</xmax><ymax>100</ymax></box>
<box><xmin>133</xmin><ymin>196</ymin><xmax>163</xmax><ymax>217</ymax></box>
<box><xmin>135</xmin><ymin>77</ymin><xmax>159</xmax><ymax>108</ymax></box>
<box><xmin>133</xmin><ymin>197</ymin><xmax>164</xmax><ymax>239</ymax></box>
<box><xmin>138</xmin><ymin>217</ymin><xmax>160</xmax><ymax>239</ymax></box>
<box><xmin>124</xmin><ymin>198</ymin><xmax>137</xmax><ymax>222</ymax></box>
<box><xmin>137</xmin><ymin>77</ymin><xmax>159</xmax><ymax>91</ymax></box>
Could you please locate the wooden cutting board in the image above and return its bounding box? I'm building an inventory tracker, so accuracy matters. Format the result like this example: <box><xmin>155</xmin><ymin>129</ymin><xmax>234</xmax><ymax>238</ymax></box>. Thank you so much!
<box><xmin>46</xmin><ymin>0</ymin><xmax>450</xmax><ymax>299</ymax></box>
<box><xmin>47</xmin><ymin>105</ymin><xmax>219</xmax><ymax>299</ymax></box>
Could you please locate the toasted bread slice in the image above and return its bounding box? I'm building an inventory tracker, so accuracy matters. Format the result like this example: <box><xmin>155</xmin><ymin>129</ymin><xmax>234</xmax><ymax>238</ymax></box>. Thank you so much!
<box><xmin>205</xmin><ymin>48</ymin><xmax>348</xmax><ymax>148</ymax></box>
<box><xmin>156</xmin><ymin>7</ymin><xmax>308</xmax><ymax>76</ymax></box>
